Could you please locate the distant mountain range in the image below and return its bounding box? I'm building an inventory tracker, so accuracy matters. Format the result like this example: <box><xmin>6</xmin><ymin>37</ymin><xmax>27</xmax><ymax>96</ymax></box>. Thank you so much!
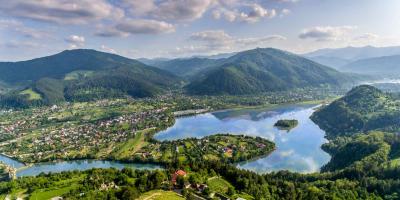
<box><xmin>139</xmin><ymin>52</ymin><xmax>237</xmax><ymax>77</ymax></box>
<box><xmin>0</xmin><ymin>48</ymin><xmax>356</xmax><ymax>107</ymax></box>
<box><xmin>186</xmin><ymin>48</ymin><xmax>352</xmax><ymax>95</ymax></box>
<box><xmin>304</xmin><ymin>45</ymin><xmax>400</xmax><ymax>70</ymax></box>
<box><xmin>341</xmin><ymin>55</ymin><xmax>400</xmax><ymax>75</ymax></box>
<box><xmin>148</xmin><ymin>57</ymin><xmax>226</xmax><ymax>77</ymax></box>
<box><xmin>305</xmin><ymin>45</ymin><xmax>400</xmax><ymax>61</ymax></box>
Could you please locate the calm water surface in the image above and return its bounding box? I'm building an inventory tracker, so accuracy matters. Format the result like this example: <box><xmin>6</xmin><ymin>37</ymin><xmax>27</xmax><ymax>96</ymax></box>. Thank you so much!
<box><xmin>155</xmin><ymin>104</ymin><xmax>330</xmax><ymax>173</ymax></box>
<box><xmin>0</xmin><ymin>104</ymin><xmax>329</xmax><ymax>176</ymax></box>
<box><xmin>0</xmin><ymin>156</ymin><xmax>161</xmax><ymax>177</ymax></box>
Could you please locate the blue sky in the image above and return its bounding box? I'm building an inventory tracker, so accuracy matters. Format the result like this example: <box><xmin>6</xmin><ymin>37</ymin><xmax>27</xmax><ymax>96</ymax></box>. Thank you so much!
<box><xmin>0</xmin><ymin>0</ymin><xmax>399</xmax><ymax>61</ymax></box>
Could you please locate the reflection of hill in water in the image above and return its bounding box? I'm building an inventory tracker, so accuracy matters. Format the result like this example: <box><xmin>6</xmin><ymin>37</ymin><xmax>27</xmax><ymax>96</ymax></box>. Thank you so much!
<box><xmin>212</xmin><ymin>104</ymin><xmax>313</xmax><ymax>121</ymax></box>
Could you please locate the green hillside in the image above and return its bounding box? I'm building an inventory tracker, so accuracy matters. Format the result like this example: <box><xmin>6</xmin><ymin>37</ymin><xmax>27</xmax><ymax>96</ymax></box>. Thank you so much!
<box><xmin>0</xmin><ymin>49</ymin><xmax>176</xmax><ymax>83</ymax></box>
<box><xmin>186</xmin><ymin>48</ymin><xmax>352</xmax><ymax>95</ymax></box>
<box><xmin>311</xmin><ymin>85</ymin><xmax>400</xmax><ymax>138</ymax></box>
<box><xmin>151</xmin><ymin>57</ymin><xmax>225</xmax><ymax>77</ymax></box>
<box><xmin>0</xmin><ymin>49</ymin><xmax>180</xmax><ymax>107</ymax></box>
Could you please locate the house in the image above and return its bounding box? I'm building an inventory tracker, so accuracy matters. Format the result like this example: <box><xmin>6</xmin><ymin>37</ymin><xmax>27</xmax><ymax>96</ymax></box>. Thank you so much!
<box><xmin>171</xmin><ymin>170</ymin><xmax>187</xmax><ymax>184</ymax></box>
<box><xmin>191</xmin><ymin>183</ymin><xmax>208</xmax><ymax>192</ymax></box>
<box><xmin>223</xmin><ymin>147</ymin><xmax>233</xmax><ymax>154</ymax></box>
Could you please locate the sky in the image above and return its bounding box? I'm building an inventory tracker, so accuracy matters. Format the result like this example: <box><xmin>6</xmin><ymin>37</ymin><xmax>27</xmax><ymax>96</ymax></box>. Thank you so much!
<box><xmin>0</xmin><ymin>0</ymin><xmax>400</xmax><ymax>61</ymax></box>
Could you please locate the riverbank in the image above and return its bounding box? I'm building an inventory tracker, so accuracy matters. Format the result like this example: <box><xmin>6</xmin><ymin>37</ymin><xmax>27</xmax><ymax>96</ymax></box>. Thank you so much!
<box><xmin>157</xmin><ymin>104</ymin><xmax>331</xmax><ymax>173</ymax></box>
<box><xmin>210</xmin><ymin>97</ymin><xmax>338</xmax><ymax>114</ymax></box>
<box><xmin>0</xmin><ymin>97</ymin><xmax>336</xmax><ymax>176</ymax></box>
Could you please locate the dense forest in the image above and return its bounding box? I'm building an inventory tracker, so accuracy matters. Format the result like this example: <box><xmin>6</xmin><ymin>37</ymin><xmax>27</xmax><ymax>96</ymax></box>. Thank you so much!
<box><xmin>311</xmin><ymin>85</ymin><xmax>400</xmax><ymax>138</ymax></box>
<box><xmin>0</xmin><ymin>48</ymin><xmax>355</xmax><ymax>108</ymax></box>
<box><xmin>186</xmin><ymin>48</ymin><xmax>354</xmax><ymax>95</ymax></box>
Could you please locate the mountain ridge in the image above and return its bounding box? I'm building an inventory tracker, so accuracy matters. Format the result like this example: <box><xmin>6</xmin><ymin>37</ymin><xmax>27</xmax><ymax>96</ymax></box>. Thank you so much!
<box><xmin>186</xmin><ymin>48</ymin><xmax>353</xmax><ymax>95</ymax></box>
<box><xmin>341</xmin><ymin>55</ymin><xmax>400</xmax><ymax>75</ymax></box>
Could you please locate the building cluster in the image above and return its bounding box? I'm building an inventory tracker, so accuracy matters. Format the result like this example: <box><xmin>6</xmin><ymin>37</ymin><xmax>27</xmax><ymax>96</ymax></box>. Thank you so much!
<box><xmin>0</xmin><ymin>104</ymin><xmax>170</xmax><ymax>162</ymax></box>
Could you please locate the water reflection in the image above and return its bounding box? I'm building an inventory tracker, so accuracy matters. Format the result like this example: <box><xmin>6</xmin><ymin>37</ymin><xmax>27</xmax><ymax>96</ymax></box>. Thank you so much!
<box><xmin>0</xmin><ymin>155</ymin><xmax>162</xmax><ymax>177</ymax></box>
<box><xmin>16</xmin><ymin>160</ymin><xmax>161</xmax><ymax>177</ymax></box>
<box><xmin>155</xmin><ymin>105</ymin><xmax>330</xmax><ymax>173</ymax></box>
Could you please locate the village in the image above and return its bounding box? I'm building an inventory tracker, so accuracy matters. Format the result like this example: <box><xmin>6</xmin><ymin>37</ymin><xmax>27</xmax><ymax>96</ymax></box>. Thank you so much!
<box><xmin>135</xmin><ymin>134</ymin><xmax>275</xmax><ymax>165</ymax></box>
<box><xmin>0</xmin><ymin>99</ymin><xmax>174</xmax><ymax>163</ymax></box>
<box><xmin>0</xmin><ymin>87</ymin><xmax>340</xmax><ymax>165</ymax></box>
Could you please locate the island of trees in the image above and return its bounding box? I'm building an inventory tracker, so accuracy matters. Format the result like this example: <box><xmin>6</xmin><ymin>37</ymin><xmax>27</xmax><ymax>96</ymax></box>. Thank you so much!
<box><xmin>274</xmin><ymin>119</ymin><xmax>299</xmax><ymax>131</ymax></box>
<box><xmin>1</xmin><ymin>85</ymin><xmax>400</xmax><ymax>199</ymax></box>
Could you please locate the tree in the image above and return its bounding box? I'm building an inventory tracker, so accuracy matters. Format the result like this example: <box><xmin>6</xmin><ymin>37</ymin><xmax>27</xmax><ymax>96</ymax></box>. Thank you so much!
<box><xmin>227</xmin><ymin>187</ymin><xmax>236</xmax><ymax>196</ymax></box>
<box><xmin>121</xmin><ymin>186</ymin><xmax>140</xmax><ymax>200</ymax></box>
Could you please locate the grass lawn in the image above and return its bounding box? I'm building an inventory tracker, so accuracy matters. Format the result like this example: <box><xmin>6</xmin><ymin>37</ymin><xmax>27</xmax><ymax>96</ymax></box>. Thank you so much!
<box><xmin>29</xmin><ymin>175</ymin><xmax>83</xmax><ymax>200</ymax></box>
<box><xmin>112</xmin><ymin>128</ymin><xmax>153</xmax><ymax>159</ymax></box>
<box><xmin>3</xmin><ymin>189</ymin><xmax>28</xmax><ymax>200</ymax></box>
<box><xmin>207</xmin><ymin>177</ymin><xmax>233</xmax><ymax>194</ymax></box>
<box><xmin>137</xmin><ymin>190</ymin><xmax>184</xmax><ymax>200</ymax></box>
<box><xmin>20</xmin><ymin>88</ymin><xmax>42</xmax><ymax>100</ymax></box>
<box><xmin>203</xmin><ymin>154</ymin><xmax>219</xmax><ymax>161</ymax></box>
<box><xmin>389</xmin><ymin>158</ymin><xmax>400</xmax><ymax>167</ymax></box>
<box><xmin>177</xmin><ymin>155</ymin><xmax>187</xmax><ymax>163</ymax></box>
<box><xmin>29</xmin><ymin>185</ymin><xmax>76</xmax><ymax>200</ymax></box>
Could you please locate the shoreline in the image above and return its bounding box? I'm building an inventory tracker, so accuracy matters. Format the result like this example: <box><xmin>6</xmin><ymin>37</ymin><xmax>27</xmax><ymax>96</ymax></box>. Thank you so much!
<box><xmin>0</xmin><ymin>97</ymin><xmax>337</xmax><ymax>176</ymax></box>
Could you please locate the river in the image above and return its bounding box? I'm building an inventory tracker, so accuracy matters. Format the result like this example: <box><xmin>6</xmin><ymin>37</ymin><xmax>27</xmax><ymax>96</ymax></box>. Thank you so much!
<box><xmin>155</xmin><ymin>104</ymin><xmax>330</xmax><ymax>173</ymax></box>
<box><xmin>0</xmin><ymin>104</ymin><xmax>330</xmax><ymax>176</ymax></box>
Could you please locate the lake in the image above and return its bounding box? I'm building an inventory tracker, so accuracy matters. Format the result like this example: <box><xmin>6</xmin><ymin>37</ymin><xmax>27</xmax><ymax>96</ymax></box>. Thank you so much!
<box><xmin>155</xmin><ymin>104</ymin><xmax>331</xmax><ymax>173</ymax></box>
<box><xmin>0</xmin><ymin>104</ymin><xmax>329</xmax><ymax>176</ymax></box>
<box><xmin>0</xmin><ymin>155</ymin><xmax>161</xmax><ymax>177</ymax></box>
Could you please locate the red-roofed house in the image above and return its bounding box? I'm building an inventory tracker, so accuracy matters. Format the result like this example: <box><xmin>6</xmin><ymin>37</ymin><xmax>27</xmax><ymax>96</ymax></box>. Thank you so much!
<box><xmin>171</xmin><ymin>170</ymin><xmax>187</xmax><ymax>184</ymax></box>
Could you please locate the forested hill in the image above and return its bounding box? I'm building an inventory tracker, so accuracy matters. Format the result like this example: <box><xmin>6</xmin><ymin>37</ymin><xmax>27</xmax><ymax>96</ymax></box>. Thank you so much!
<box><xmin>0</xmin><ymin>49</ymin><xmax>181</xmax><ymax>107</ymax></box>
<box><xmin>186</xmin><ymin>48</ymin><xmax>353</xmax><ymax>95</ymax></box>
<box><xmin>311</xmin><ymin>85</ymin><xmax>400</xmax><ymax>138</ymax></box>
<box><xmin>0</xmin><ymin>49</ymin><xmax>178</xmax><ymax>84</ymax></box>
<box><xmin>150</xmin><ymin>57</ymin><xmax>225</xmax><ymax>77</ymax></box>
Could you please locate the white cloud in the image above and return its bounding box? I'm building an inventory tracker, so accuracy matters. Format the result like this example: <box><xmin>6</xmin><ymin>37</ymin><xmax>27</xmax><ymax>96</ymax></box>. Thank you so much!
<box><xmin>280</xmin><ymin>9</ymin><xmax>291</xmax><ymax>17</ymax></box>
<box><xmin>237</xmin><ymin>35</ymin><xmax>287</xmax><ymax>46</ymax></box>
<box><xmin>212</xmin><ymin>9</ymin><xmax>237</xmax><ymax>22</ymax></box>
<box><xmin>95</xmin><ymin>28</ymin><xmax>129</xmax><ymax>38</ymax></box>
<box><xmin>118</xmin><ymin>0</ymin><xmax>156</xmax><ymax>16</ymax></box>
<box><xmin>276</xmin><ymin>0</ymin><xmax>299</xmax><ymax>2</ymax></box>
<box><xmin>94</xmin><ymin>24</ymin><xmax>129</xmax><ymax>38</ymax></box>
<box><xmin>354</xmin><ymin>33</ymin><xmax>379</xmax><ymax>41</ymax></box>
<box><xmin>0</xmin><ymin>19</ymin><xmax>50</xmax><ymax>39</ymax></box>
<box><xmin>213</xmin><ymin>3</ymin><xmax>277</xmax><ymax>23</ymax></box>
<box><xmin>152</xmin><ymin>0</ymin><xmax>214</xmax><ymax>21</ymax></box>
<box><xmin>172</xmin><ymin>30</ymin><xmax>287</xmax><ymax>56</ymax></box>
<box><xmin>101</xmin><ymin>45</ymin><xmax>117</xmax><ymax>54</ymax></box>
<box><xmin>115</xmin><ymin>19</ymin><xmax>175</xmax><ymax>34</ymax></box>
<box><xmin>0</xmin><ymin>0</ymin><xmax>124</xmax><ymax>24</ymax></box>
<box><xmin>0</xmin><ymin>40</ymin><xmax>42</xmax><ymax>49</ymax></box>
<box><xmin>299</xmin><ymin>26</ymin><xmax>357</xmax><ymax>41</ymax></box>
<box><xmin>190</xmin><ymin>30</ymin><xmax>233</xmax><ymax>44</ymax></box>
<box><xmin>119</xmin><ymin>0</ymin><xmax>214</xmax><ymax>22</ymax></box>
<box><xmin>95</xmin><ymin>19</ymin><xmax>175</xmax><ymax>37</ymax></box>
<box><xmin>65</xmin><ymin>35</ymin><xmax>85</xmax><ymax>49</ymax></box>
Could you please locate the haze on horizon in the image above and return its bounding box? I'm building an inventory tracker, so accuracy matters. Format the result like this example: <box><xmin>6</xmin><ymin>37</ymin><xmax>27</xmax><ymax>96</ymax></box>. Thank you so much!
<box><xmin>0</xmin><ymin>0</ymin><xmax>400</xmax><ymax>61</ymax></box>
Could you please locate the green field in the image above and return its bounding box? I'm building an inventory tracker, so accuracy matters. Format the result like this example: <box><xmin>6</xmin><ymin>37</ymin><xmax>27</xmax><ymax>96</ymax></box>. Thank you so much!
<box><xmin>389</xmin><ymin>158</ymin><xmax>400</xmax><ymax>167</ymax></box>
<box><xmin>20</xmin><ymin>88</ymin><xmax>42</xmax><ymax>100</ymax></box>
<box><xmin>137</xmin><ymin>190</ymin><xmax>184</xmax><ymax>200</ymax></box>
<box><xmin>64</xmin><ymin>70</ymin><xmax>94</xmax><ymax>80</ymax></box>
<box><xmin>29</xmin><ymin>185</ymin><xmax>77</xmax><ymax>200</ymax></box>
<box><xmin>207</xmin><ymin>177</ymin><xmax>233</xmax><ymax>194</ymax></box>
<box><xmin>111</xmin><ymin>128</ymin><xmax>153</xmax><ymax>159</ymax></box>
